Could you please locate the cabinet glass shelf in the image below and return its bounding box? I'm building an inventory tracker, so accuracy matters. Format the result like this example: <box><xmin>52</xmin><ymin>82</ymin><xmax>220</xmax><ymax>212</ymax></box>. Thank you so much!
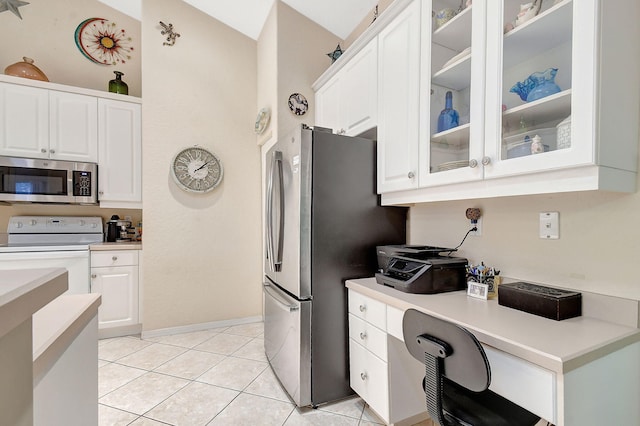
<box><xmin>431</xmin><ymin>123</ymin><xmax>470</xmax><ymax>148</ymax></box>
<box><xmin>503</xmin><ymin>0</ymin><xmax>573</xmax><ymax>69</ymax></box>
<box><xmin>503</xmin><ymin>89</ymin><xmax>571</xmax><ymax>129</ymax></box>
<box><xmin>432</xmin><ymin>54</ymin><xmax>471</xmax><ymax>91</ymax></box>
<box><xmin>432</xmin><ymin>6</ymin><xmax>472</xmax><ymax>52</ymax></box>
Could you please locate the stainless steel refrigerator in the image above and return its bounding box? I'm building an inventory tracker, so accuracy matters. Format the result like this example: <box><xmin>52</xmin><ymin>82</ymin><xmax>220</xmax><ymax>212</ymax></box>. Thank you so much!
<box><xmin>263</xmin><ymin>124</ymin><xmax>407</xmax><ymax>407</ymax></box>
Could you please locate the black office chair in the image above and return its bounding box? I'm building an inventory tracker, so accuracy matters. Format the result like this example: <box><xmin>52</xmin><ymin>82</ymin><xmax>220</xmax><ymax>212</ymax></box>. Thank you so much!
<box><xmin>403</xmin><ymin>308</ymin><xmax>541</xmax><ymax>426</ymax></box>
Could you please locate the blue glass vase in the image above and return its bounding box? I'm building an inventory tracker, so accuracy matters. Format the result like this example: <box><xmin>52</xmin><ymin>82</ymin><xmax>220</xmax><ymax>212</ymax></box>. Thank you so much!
<box><xmin>510</xmin><ymin>68</ymin><xmax>561</xmax><ymax>103</ymax></box>
<box><xmin>437</xmin><ymin>91</ymin><xmax>459</xmax><ymax>132</ymax></box>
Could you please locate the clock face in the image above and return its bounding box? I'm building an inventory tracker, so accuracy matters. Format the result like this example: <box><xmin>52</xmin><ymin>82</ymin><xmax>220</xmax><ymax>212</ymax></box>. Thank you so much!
<box><xmin>288</xmin><ymin>93</ymin><xmax>308</xmax><ymax>116</ymax></box>
<box><xmin>171</xmin><ymin>146</ymin><xmax>223</xmax><ymax>193</ymax></box>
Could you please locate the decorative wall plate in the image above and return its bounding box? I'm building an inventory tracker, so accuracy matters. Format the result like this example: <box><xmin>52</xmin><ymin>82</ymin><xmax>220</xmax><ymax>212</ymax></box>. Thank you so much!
<box><xmin>255</xmin><ymin>108</ymin><xmax>271</xmax><ymax>134</ymax></box>
<box><xmin>74</xmin><ymin>18</ymin><xmax>134</xmax><ymax>65</ymax></box>
<box><xmin>171</xmin><ymin>146</ymin><xmax>223</xmax><ymax>193</ymax></box>
<box><xmin>288</xmin><ymin>93</ymin><xmax>308</xmax><ymax>116</ymax></box>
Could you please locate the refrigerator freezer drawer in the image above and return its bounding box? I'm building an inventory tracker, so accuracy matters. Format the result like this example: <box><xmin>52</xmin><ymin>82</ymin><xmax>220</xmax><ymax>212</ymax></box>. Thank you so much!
<box><xmin>263</xmin><ymin>282</ymin><xmax>311</xmax><ymax>407</ymax></box>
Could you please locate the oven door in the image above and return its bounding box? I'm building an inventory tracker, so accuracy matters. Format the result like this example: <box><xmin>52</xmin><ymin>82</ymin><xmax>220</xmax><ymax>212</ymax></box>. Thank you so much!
<box><xmin>0</xmin><ymin>250</ymin><xmax>90</xmax><ymax>294</ymax></box>
<box><xmin>263</xmin><ymin>280</ymin><xmax>311</xmax><ymax>407</ymax></box>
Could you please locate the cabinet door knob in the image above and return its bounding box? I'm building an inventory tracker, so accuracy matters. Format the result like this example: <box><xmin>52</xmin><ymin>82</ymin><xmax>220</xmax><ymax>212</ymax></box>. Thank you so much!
<box><xmin>91</xmin><ymin>274</ymin><xmax>97</xmax><ymax>279</ymax></box>
<box><xmin>360</xmin><ymin>372</ymin><xmax>367</xmax><ymax>381</ymax></box>
<box><xmin>359</xmin><ymin>304</ymin><xmax>366</xmax><ymax>312</ymax></box>
<box><xmin>469</xmin><ymin>159</ymin><xmax>478</xmax><ymax>168</ymax></box>
<box><xmin>112</xmin><ymin>256</ymin><xmax>118</xmax><ymax>261</ymax></box>
<box><xmin>50</xmin><ymin>149</ymin><xmax>55</xmax><ymax>154</ymax></box>
<box><xmin>482</xmin><ymin>156</ymin><xmax>491</xmax><ymax>166</ymax></box>
<box><xmin>408</xmin><ymin>171</ymin><xmax>415</xmax><ymax>179</ymax></box>
<box><xmin>41</xmin><ymin>148</ymin><xmax>47</xmax><ymax>153</ymax></box>
<box><xmin>359</xmin><ymin>332</ymin><xmax>367</xmax><ymax>340</ymax></box>
<box><xmin>99</xmin><ymin>191</ymin><xmax>104</xmax><ymax>195</ymax></box>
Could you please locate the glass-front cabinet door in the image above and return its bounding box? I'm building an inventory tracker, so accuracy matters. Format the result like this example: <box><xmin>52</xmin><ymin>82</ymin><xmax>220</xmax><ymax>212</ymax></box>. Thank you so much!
<box><xmin>484</xmin><ymin>0</ymin><xmax>594</xmax><ymax>178</ymax></box>
<box><xmin>419</xmin><ymin>0</ymin><xmax>487</xmax><ymax>187</ymax></box>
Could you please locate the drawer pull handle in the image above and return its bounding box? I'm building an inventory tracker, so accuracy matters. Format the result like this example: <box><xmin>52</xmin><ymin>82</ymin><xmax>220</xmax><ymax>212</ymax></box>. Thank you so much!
<box><xmin>112</xmin><ymin>256</ymin><xmax>118</xmax><ymax>261</ymax></box>
<box><xmin>359</xmin><ymin>304</ymin><xmax>366</xmax><ymax>312</ymax></box>
<box><xmin>359</xmin><ymin>332</ymin><xmax>367</xmax><ymax>340</ymax></box>
<box><xmin>360</xmin><ymin>372</ymin><xmax>367</xmax><ymax>381</ymax></box>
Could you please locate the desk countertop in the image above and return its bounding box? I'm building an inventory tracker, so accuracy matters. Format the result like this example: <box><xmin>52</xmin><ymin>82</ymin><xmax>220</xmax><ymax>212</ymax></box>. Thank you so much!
<box><xmin>346</xmin><ymin>278</ymin><xmax>640</xmax><ymax>374</ymax></box>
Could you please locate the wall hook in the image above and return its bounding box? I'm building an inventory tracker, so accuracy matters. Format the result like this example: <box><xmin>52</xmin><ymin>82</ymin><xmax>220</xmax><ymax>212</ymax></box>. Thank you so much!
<box><xmin>159</xmin><ymin>21</ymin><xmax>180</xmax><ymax>46</ymax></box>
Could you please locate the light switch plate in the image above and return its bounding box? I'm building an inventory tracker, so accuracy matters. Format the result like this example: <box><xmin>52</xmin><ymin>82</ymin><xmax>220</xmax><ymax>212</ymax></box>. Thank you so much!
<box><xmin>539</xmin><ymin>212</ymin><xmax>559</xmax><ymax>239</ymax></box>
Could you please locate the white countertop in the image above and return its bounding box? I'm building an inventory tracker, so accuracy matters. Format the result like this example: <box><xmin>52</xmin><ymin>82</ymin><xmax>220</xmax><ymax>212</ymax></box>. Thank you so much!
<box><xmin>0</xmin><ymin>268</ymin><xmax>68</xmax><ymax>339</ymax></box>
<box><xmin>346</xmin><ymin>278</ymin><xmax>640</xmax><ymax>374</ymax></box>
<box><xmin>90</xmin><ymin>242</ymin><xmax>142</xmax><ymax>251</ymax></box>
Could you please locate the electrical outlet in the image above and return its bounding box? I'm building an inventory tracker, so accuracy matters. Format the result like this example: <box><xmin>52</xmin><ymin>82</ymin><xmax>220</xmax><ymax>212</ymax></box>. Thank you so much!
<box><xmin>471</xmin><ymin>217</ymin><xmax>482</xmax><ymax>236</ymax></box>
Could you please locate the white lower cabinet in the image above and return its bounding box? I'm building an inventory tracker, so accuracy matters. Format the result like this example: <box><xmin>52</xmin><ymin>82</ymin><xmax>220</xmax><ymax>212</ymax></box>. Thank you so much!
<box><xmin>90</xmin><ymin>250</ymin><xmax>139</xmax><ymax>330</ymax></box>
<box><xmin>348</xmin><ymin>289</ymin><xmax>427</xmax><ymax>425</ymax></box>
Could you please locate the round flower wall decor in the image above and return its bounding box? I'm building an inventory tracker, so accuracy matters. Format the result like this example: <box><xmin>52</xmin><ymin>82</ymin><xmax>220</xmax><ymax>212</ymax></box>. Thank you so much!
<box><xmin>74</xmin><ymin>18</ymin><xmax>134</xmax><ymax>65</ymax></box>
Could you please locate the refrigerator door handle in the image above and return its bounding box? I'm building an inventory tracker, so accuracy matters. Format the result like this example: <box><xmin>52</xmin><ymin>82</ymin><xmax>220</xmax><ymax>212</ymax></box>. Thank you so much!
<box><xmin>263</xmin><ymin>282</ymin><xmax>299</xmax><ymax>312</ymax></box>
<box><xmin>266</xmin><ymin>152</ymin><xmax>275</xmax><ymax>272</ymax></box>
<box><xmin>273</xmin><ymin>151</ymin><xmax>284</xmax><ymax>271</ymax></box>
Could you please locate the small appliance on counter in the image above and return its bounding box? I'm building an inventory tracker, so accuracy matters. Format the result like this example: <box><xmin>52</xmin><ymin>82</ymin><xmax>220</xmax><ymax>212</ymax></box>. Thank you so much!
<box><xmin>105</xmin><ymin>215</ymin><xmax>133</xmax><ymax>242</ymax></box>
<box><xmin>375</xmin><ymin>244</ymin><xmax>468</xmax><ymax>294</ymax></box>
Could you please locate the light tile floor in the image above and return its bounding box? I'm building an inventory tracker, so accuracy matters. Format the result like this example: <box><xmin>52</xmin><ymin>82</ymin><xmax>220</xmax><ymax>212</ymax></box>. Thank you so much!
<box><xmin>99</xmin><ymin>322</ymin><xmax>431</xmax><ymax>426</ymax></box>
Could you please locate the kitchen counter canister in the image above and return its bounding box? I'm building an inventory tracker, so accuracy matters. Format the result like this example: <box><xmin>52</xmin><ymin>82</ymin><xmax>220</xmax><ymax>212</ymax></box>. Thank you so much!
<box><xmin>346</xmin><ymin>278</ymin><xmax>640</xmax><ymax>374</ymax></box>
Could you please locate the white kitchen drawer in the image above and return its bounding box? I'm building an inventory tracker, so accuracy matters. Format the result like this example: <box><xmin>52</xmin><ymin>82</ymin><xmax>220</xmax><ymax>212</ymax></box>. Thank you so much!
<box><xmin>484</xmin><ymin>345</ymin><xmax>556</xmax><ymax>423</ymax></box>
<box><xmin>349</xmin><ymin>313</ymin><xmax>388</xmax><ymax>361</ymax></box>
<box><xmin>349</xmin><ymin>338</ymin><xmax>389</xmax><ymax>422</ymax></box>
<box><xmin>91</xmin><ymin>250</ymin><xmax>138</xmax><ymax>267</ymax></box>
<box><xmin>386</xmin><ymin>305</ymin><xmax>405</xmax><ymax>341</ymax></box>
<box><xmin>348</xmin><ymin>289</ymin><xmax>386</xmax><ymax>330</ymax></box>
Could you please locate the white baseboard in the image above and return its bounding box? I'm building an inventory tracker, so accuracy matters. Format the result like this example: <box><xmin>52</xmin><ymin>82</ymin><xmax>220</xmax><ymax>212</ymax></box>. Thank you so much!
<box><xmin>140</xmin><ymin>315</ymin><xmax>264</xmax><ymax>340</ymax></box>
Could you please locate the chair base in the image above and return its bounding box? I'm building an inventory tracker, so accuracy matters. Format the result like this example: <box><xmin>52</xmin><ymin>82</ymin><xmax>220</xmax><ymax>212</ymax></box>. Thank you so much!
<box><xmin>442</xmin><ymin>380</ymin><xmax>540</xmax><ymax>426</ymax></box>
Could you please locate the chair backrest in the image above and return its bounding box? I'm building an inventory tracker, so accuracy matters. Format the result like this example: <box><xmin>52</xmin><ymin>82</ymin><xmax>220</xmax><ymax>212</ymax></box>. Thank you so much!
<box><xmin>403</xmin><ymin>308</ymin><xmax>490</xmax><ymax>392</ymax></box>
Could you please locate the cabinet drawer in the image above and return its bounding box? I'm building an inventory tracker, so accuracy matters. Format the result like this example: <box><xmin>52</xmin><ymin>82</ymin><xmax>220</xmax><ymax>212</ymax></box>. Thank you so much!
<box><xmin>349</xmin><ymin>339</ymin><xmax>389</xmax><ymax>422</ymax></box>
<box><xmin>91</xmin><ymin>250</ymin><xmax>138</xmax><ymax>267</ymax></box>
<box><xmin>485</xmin><ymin>345</ymin><xmax>556</xmax><ymax>423</ymax></box>
<box><xmin>348</xmin><ymin>289</ymin><xmax>386</xmax><ymax>330</ymax></box>
<box><xmin>349</xmin><ymin>313</ymin><xmax>387</xmax><ymax>361</ymax></box>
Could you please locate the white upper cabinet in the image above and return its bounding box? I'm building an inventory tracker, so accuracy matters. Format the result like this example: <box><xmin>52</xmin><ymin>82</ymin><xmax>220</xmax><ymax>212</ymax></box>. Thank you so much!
<box><xmin>0</xmin><ymin>83</ymin><xmax>98</xmax><ymax>162</ymax></box>
<box><xmin>49</xmin><ymin>91</ymin><xmax>98</xmax><ymax>163</ymax></box>
<box><xmin>376</xmin><ymin>0</ymin><xmax>421</xmax><ymax>193</ymax></box>
<box><xmin>418</xmin><ymin>0</ymin><xmax>487</xmax><ymax>188</ymax></box>
<box><xmin>315</xmin><ymin>38</ymin><xmax>378</xmax><ymax>136</ymax></box>
<box><xmin>0</xmin><ymin>83</ymin><xmax>49</xmax><ymax>158</ymax></box>
<box><xmin>381</xmin><ymin>0</ymin><xmax>639</xmax><ymax>204</ymax></box>
<box><xmin>98</xmin><ymin>99</ymin><xmax>142</xmax><ymax>207</ymax></box>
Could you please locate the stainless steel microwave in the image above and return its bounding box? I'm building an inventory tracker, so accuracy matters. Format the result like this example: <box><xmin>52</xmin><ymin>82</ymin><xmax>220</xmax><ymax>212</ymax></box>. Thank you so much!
<box><xmin>0</xmin><ymin>156</ymin><xmax>98</xmax><ymax>204</ymax></box>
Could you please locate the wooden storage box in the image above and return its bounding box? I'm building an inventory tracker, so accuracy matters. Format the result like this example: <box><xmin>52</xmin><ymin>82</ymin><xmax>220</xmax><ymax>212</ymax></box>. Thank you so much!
<box><xmin>498</xmin><ymin>282</ymin><xmax>581</xmax><ymax>321</ymax></box>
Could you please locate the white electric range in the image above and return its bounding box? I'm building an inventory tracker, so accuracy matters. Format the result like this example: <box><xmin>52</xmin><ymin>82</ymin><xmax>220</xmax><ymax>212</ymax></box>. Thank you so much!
<box><xmin>0</xmin><ymin>216</ymin><xmax>103</xmax><ymax>294</ymax></box>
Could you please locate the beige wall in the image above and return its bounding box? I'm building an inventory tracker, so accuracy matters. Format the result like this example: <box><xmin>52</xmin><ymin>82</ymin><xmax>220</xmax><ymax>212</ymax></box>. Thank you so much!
<box><xmin>256</xmin><ymin>3</ymin><xmax>278</xmax><ymax>146</ymax></box>
<box><xmin>409</xmin><ymin>188</ymin><xmax>640</xmax><ymax>300</ymax></box>
<box><xmin>141</xmin><ymin>0</ymin><xmax>261</xmax><ymax>330</ymax></box>
<box><xmin>275</xmin><ymin>1</ymin><xmax>340</xmax><ymax>135</ymax></box>
<box><xmin>343</xmin><ymin>0</ymin><xmax>394</xmax><ymax>49</ymax></box>
<box><xmin>0</xmin><ymin>0</ymin><xmax>142</xmax><ymax>97</ymax></box>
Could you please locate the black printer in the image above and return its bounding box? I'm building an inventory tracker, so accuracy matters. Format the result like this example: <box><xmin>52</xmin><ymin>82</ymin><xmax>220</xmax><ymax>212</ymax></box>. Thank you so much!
<box><xmin>375</xmin><ymin>245</ymin><xmax>468</xmax><ymax>294</ymax></box>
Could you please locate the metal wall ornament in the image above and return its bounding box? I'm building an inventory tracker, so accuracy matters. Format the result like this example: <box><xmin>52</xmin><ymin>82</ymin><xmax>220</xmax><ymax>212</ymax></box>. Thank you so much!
<box><xmin>326</xmin><ymin>44</ymin><xmax>343</xmax><ymax>63</ymax></box>
<box><xmin>74</xmin><ymin>18</ymin><xmax>134</xmax><ymax>65</ymax></box>
<box><xmin>0</xmin><ymin>0</ymin><xmax>29</xmax><ymax>20</ymax></box>
<box><xmin>159</xmin><ymin>21</ymin><xmax>180</xmax><ymax>46</ymax></box>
